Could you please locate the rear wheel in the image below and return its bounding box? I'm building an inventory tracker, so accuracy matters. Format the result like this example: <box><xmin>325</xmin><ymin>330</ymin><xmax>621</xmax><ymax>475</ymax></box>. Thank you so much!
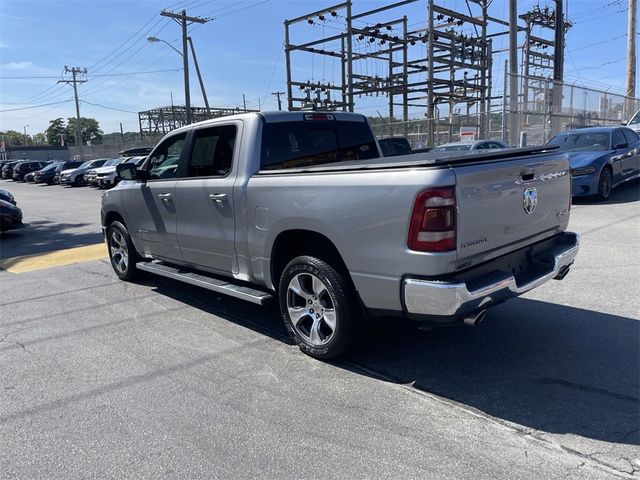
<box><xmin>279</xmin><ymin>255</ymin><xmax>361</xmax><ymax>359</ymax></box>
<box><xmin>73</xmin><ymin>175</ymin><xmax>85</xmax><ymax>187</ymax></box>
<box><xmin>596</xmin><ymin>167</ymin><xmax>612</xmax><ymax>200</ymax></box>
<box><xmin>107</xmin><ymin>221</ymin><xmax>140</xmax><ymax>281</ymax></box>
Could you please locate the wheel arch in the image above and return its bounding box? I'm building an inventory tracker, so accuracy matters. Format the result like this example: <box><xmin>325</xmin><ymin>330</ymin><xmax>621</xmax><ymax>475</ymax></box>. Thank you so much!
<box><xmin>270</xmin><ymin>229</ymin><xmax>353</xmax><ymax>292</ymax></box>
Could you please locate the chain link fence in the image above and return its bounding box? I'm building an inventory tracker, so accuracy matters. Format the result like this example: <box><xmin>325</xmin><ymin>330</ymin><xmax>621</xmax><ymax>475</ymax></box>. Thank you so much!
<box><xmin>371</xmin><ymin>74</ymin><xmax>640</xmax><ymax>148</ymax></box>
<box><xmin>68</xmin><ymin>136</ymin><xmax>163</xmax><ymax>160</ymax></box>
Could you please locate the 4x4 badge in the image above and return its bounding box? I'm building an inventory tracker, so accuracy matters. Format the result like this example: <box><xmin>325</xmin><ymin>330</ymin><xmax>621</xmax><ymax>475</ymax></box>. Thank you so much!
<box><xmin>523</xmin><ymin>187</ymin><xmax>537</xmax><ymax>214</ymax></box>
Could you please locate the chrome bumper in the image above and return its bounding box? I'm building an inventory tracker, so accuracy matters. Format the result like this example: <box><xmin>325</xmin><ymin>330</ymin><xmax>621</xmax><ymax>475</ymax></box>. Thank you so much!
<box><xmin>403</xmin><ymin>232</ymin><xmax>580</xmax><ymax>318</ymax></box>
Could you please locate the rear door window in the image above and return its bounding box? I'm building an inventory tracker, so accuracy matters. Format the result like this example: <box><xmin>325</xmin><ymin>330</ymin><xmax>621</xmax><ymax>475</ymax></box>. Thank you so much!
<box><xmin>261</xmin><ymin>121</ymin><xmax>378</xmax><ymax>170</ymax></box>
<box><xmin>612</xmin><ymin>129</ymin><xmax>626</xmax><ymax>149</ymax></box>
<box><xmin>182</xmin><ymin>125</ymin><xmax>236</xmax><ymax>178</ymax></box>
<box><xmin>622</xmin><ymin>128</ymin><xmax>638</xmax><ymax>145</ymax></box>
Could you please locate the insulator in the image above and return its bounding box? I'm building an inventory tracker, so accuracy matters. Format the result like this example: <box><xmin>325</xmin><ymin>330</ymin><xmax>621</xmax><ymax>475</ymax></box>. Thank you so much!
<box><xmin>386</xmin><ymin>25</ymin><xmax>392</xmax><ymax>30</ymax></box>
<box><xmin>318</xmin><ymin>14</ymin><xmax>325</xmax><ymax>21</ymax></box>
<box><xmin>330</xmin><ymin>10</ymin><xmax>337</xmax><ymax>17</ymax></box>
<box><xmin>307</xmin><ymin>18</ymin><xmax>313</xmax><ymax>25</ymax></box>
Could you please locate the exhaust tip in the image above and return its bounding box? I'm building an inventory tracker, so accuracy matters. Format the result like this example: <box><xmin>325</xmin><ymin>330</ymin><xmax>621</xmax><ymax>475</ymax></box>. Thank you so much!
<box><xmin>463</xmin><ymin>310</ymin><xmax>487</xmax><ymax>327</ymax></box>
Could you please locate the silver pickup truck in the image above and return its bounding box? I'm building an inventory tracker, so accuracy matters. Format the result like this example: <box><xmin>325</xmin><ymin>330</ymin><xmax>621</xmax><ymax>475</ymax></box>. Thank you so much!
<box><xmin>102</xmin><ymin>111</ymin><xmax>579</xmax><ymax>359</ymax></box>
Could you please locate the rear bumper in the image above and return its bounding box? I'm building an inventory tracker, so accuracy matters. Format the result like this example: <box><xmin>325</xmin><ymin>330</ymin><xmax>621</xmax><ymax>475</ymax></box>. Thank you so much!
<box><xmin>403</xmin><ymin>231</ymin><xmax>580</xmax><ymax>319</ymax></box>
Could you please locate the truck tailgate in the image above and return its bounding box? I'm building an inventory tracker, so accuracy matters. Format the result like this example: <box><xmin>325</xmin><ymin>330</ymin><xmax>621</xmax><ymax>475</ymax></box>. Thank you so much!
<box><xmin>454</xmin><ymin>153</ymin><xmax>571</xmax><ymax>268</ymax></box>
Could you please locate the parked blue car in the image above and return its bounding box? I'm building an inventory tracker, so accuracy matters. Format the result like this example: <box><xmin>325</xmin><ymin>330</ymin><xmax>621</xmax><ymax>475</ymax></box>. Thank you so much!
<box><xmin>546</xmin><ymin>126</ymin><xmax>640</xmax><ymax>200</ymax></box>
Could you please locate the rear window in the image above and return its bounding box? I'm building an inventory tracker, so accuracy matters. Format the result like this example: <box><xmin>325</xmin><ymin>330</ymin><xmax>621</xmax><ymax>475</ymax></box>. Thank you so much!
<box><xmin>260</xmin><ymin>121</ymin><xmax>378</xmax><ymax>170</ymax></box>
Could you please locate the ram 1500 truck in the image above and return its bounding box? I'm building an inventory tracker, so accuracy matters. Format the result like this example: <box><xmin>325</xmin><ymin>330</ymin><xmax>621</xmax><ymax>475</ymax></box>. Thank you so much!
<box><xmin>102</xmin><ymin>111</ymin><xmax>579</xmax><ymax>359</ymax></box>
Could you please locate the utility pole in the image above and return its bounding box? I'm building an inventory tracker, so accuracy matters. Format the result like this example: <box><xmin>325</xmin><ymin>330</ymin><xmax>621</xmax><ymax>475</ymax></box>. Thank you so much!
<box><xmin>58</xmin><ymin>66</ymin><xmax>87</xmax><ymax>159</ymax></box>
<box><xmin>272</xmin><ymin>91</ymin><xmax>284</xmax><ymax>111</ymax></box>
<box><xmin>160</xmin><ymin>9</ymin><xmax>209</xmax><ymax>124</ymax></box>
<box><xmin>243</xmin><ymin>94</ymin><xmax>247</xmax><ymax>111</ymax></box>
<box><xmin>551</xmin><ymin>0</ymin><xmax>565</xmax><ymax>135</ymax></box>
<box><xmin>626</xmin><ymin>0</ymin><xmax>637</xmax><ymax>118</ymax></box>
<box><xmin>508</xmin><ymin>0</ymin><xmax>518</xmax><ymax>145</ymax></box>
<box><xmin>120</xmin><ymin>122</ymin><xmax>125</xmax><ymax>145</ymax></box>
<box><xmin>187</xmin><ymin>36</ymin><xmax>210</xmax><ymax>116</ymax></box>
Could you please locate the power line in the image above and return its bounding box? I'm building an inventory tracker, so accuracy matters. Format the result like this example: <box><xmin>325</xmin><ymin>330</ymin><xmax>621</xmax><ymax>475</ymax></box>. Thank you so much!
<box><xmin>0</xmin><ymin>68</ymin><xmax>182</xmax><ymax>80</ymax></box>
<box><xmin>0</xmin><ymin>99</ymin><xmax>74</xmax><ymax>113</ymax></box>
<box><xmin>80</xmin><ymin>100</ymin><xmax>138</xmax><ymax>114</ymax></box>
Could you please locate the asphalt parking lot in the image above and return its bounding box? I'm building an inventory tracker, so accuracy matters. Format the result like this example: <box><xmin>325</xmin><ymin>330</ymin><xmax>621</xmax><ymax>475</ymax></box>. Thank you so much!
<box><xmin>0</xmin><ymin>180</ymin><xmax>638</xmax><ymax>479</ymax></box>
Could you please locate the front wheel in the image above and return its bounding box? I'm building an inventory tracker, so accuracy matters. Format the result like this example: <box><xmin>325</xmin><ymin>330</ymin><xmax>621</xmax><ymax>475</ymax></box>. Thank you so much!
<box><xmin>73</xmin><ymin>175</ymin><xmax>85</xmax><ymax>187</ymax></box>
<box><xmin>596</xmin><ymin>167</ymin><xmax>612</xmax><ymax>201</ymax></box>
<box><xmin>279</xmin><ymin>256</ymin><xmax>361</xmax><ymax>360</ymax></box>
<box><xmin>107</xmin><ymin>221</ymin><xmax>140</xmax><ymax>281</ymax></box>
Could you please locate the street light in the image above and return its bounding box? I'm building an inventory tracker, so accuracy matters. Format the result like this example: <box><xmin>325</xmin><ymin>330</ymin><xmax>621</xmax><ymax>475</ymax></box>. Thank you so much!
<box><xmin>147</xmin><ymin>36</ymin><xmax>182</xmax><ymax>56</ymax></box>
<box><xmin>147</xmin><ymin>36</ymin><xmax>211</xmax><ymax>118</ymax></box>
<box><xmin>23</xmin><ymin>125</ymin><xmax>29</xmax><ymax>147</ymax></box>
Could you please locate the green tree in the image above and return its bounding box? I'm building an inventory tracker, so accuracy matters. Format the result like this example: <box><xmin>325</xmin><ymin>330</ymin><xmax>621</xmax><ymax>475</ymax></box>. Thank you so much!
<box><xmin>45</xmin><ymin>117</ymin><xmax>68</xmax><ymax>146</ymax></box>
<box><xmin>32</xmin><ymin>132</ymin><xmax>47</xmax><ymax>146</ymax></box>
<box><xmin>64</xmin><ymin>117</ymin><xmax>103</xmax><ymax>145</ymax></box>
<box><xmin>0</xmin><ymin>130</ymin><xmax>26</xmax><ymax>146</ymax></box>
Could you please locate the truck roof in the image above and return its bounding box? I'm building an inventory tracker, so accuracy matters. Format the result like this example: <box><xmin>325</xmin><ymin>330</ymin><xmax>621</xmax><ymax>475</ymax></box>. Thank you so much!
<box><xmin>170</xmin><ymin>111</ymin><xmax>368</xmax><ymax>134</ymax></box>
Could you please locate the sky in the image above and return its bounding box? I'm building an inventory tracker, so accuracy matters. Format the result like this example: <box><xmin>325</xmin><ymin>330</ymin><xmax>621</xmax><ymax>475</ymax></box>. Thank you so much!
<box><xmin>0</xmin><ymin>0</ymin><xmax>635</xmax><ymax>135</ymax></box>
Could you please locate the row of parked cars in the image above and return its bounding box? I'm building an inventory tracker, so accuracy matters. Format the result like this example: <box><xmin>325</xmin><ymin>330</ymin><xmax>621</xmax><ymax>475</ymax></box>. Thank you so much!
<box><xmin>0</xmin><ymin>154</ymin><xmax>148</xmax><ymax>189</ymax></box>
<box><xmin>0</xmin><ymin>149</ymin><xmax>151</xmax><ymax>233</ymax></box>
<box><xmin>381</xmin><ymin>125</ymin><xmax>640</xmax><ymax>200</ymax></box>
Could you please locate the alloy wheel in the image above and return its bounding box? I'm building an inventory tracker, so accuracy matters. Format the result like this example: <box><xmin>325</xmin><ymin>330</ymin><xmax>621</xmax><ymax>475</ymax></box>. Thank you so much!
<box><xmin>109</xmin><ymin>230</ymin><xmax>129</xmax><ymax>274</ymax></box>
<box><xmin>286</xmin><ymin>273</ymin><xmax>337</xmax><ymax>347</ymax></box>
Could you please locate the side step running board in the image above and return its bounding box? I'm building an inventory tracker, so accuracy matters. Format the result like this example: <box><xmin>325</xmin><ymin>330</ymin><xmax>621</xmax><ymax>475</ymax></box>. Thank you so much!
<box><xmin>136</xmin><ymin>261</ymin><xmax>274</xmax><ymax>305</ymax></box>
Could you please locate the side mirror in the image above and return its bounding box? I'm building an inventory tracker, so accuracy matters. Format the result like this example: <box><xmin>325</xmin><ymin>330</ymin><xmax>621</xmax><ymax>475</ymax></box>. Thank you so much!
<box><xmin>614</xmin><ymin>142</ymin><xmax>628</xmax><ymax>150</ymax></box>
<box><xmin>117</xmin><ymin>163</ymin><xmax>149</xmax><ymax>182</ymax></box>
<box><xmin>621</xmin><ymin>121</ymin><xmax>628</xmax><ymax>126</ymax></box>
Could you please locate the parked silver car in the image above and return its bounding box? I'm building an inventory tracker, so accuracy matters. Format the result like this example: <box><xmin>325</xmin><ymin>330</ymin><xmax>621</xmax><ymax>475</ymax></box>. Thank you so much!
<box><xmin>59</xmin><ymin>159</ymin><xmax>108</xmax><ymax>186</ymax></box>
<box><xmin>430</xmin><ymin>140</ymin><xmax>510</xmax><ymax>152</ymax></box>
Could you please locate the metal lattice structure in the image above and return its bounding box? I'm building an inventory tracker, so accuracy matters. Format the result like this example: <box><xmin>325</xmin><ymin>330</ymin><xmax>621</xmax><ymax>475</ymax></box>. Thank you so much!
<box><xmin>284</xmin><ymin>0</ymin><xmax>494</xmax><ymax>145</ymax></box>
<box><xmin>138</xmin><ymin>105</ymin><xmax>257</xmax><ymax>136</ymax></box>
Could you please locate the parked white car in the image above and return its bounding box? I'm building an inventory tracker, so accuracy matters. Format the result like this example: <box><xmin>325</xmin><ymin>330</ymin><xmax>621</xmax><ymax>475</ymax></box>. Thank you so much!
<box><xmin>96</xmin><ymin>156</ymin><xmax>146</xmax><ymax>189</ymax></box>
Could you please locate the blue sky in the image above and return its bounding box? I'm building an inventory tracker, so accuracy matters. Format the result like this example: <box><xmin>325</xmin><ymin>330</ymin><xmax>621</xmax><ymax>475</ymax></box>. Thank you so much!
<box><xmin>0</xmin><ymin>0</ymin><xmax>633</xmax><ymax>135</ymax></box>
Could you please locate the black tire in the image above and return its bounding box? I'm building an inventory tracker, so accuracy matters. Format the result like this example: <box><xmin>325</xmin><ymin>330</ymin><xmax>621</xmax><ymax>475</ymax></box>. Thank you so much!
<box><xmin>596</xmin><ymin>167</ymin><xmax>612</xmax><ymax>201</ymax></box>
<box><xmin>278</xmin><ymin>255</ymin><xmax>361</xmax><ymax>360</ymax></box>
<box><xmin>73</xmin><ymin>175</ymin><xmax>85</xmax><ymax>187</ymax></box>
<box><xmin>106</xmin><ymin>220</ymin><xmax>140</xmax><ymax>281</ymax></box>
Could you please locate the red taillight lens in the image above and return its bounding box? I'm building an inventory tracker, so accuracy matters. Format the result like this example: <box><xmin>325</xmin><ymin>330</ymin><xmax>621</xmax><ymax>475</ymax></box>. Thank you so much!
<box><xmin>408</xmin><ymin>187</ymin><xmax>456</xmax><ymax>252</ymax></box>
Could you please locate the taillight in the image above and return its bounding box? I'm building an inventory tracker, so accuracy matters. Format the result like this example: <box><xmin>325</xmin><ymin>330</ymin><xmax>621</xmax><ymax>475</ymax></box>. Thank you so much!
<box><xmin>408</xmin><ymin>187</ymin><xmax>456</xmax><ymax>252</ymax></box>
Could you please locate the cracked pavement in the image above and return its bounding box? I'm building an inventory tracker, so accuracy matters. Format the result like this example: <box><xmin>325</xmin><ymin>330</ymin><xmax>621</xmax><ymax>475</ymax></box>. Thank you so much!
<box><xmin>0</xmin><ymin>180</ymin><xmax>638</xmax><ymax>478</ymax></box>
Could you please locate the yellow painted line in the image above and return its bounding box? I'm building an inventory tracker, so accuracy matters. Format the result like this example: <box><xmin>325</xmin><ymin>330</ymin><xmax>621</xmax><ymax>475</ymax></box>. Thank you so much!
<box><xmin>0</xmin><ymin>243</ymin><xmax>108</xmax><ymax>273</ymax></box>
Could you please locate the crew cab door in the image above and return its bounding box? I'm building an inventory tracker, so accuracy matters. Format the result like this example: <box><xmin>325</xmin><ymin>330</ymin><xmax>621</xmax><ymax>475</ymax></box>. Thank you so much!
<box><xmin>125</xmin><ymin>132</ymin><xmax>187</xmax><ymax>262</ymax></box>
<box><xmin>174</xmin><ymin>123</ymin><xmax>239</xmax><ymax>274</ymax></box>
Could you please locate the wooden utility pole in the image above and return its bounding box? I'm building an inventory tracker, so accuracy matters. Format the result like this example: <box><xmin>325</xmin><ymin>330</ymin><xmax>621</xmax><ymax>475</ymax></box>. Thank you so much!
<box><xmin>272</xmin><ymin>91</ymin><xmax>284</xmax><ymax>111</ymax></box>
<box><xmin>626</xmin><ymin>0</ymin><xmax>637</xmax><ymax>118</ymax></box>
<box><xmin>160</xmin><ymin>9</ymin><xmax>209</xmax><ymax>124</ymax></box>
<box><xmin>58</xmin><ymin>66</ymin><xmax>87</xmax><ymax>159</ymax></box>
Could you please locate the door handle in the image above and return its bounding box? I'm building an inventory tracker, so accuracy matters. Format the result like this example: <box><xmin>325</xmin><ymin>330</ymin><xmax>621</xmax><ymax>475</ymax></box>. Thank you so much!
<box><xmin>157</xmin><ymin>193</ymin><xmax>173</xmax><ymax>201</ymax></box>
<box><xmin>209</xmin><ymin>193</ymin><xmax>227</xmax><ymax>202</ymax></box>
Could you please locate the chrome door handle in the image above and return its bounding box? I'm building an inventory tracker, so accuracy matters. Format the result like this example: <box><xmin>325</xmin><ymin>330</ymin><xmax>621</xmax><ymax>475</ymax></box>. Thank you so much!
<box><xmin>157</xmin><ymin>193</ymin><xmax>172</xmax><ymax>201</ymax></box>
<box><xmin>209</xmin><ymin>193</ymin><xmax>227</xmax><ymax>202</ymax></box>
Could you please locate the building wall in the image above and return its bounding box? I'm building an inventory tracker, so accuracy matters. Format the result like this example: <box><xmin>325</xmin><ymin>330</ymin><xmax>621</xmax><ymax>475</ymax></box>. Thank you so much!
<box><xmin>1</xmin><ymin>146</ymin><xmax>70</xmax><ymax>161</ymax></box>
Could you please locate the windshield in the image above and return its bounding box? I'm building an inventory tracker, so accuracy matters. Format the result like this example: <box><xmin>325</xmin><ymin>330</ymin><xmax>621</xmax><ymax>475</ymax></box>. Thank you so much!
<box><xmin>103</xmin><ymin>158</ymin><xmax>124</xmax><ymax>167</ymax></box>
<box><xmin>79</xmin><ymin>161</ymin><xmax>91</xmax><ymax>169</ymax></box>
<box><xmin>40</xmin><ymin>163</ymin><xmax>58</xmax><ymax>172</ymax></box>
<box><xmin>431</xmin><ymin>144</ymin><xmax>473</xmax><ymax>152</ymax></box>
<box><xmin>546</xmin><ymin>132</ymin><xmax>611</xmax><ymax>151</ymax></box>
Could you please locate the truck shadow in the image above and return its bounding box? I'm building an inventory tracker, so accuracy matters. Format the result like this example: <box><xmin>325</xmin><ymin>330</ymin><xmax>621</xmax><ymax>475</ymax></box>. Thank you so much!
<box><xmin>0</xmin><ymin>220</ymin><xmax>102</xmax><ymax>259</ymax></box>
<box><xmin>148</xmin><ymin>277</ymin><xmax>639</xmax><ymax>445</ymax></box>
<box><xmin>343</xmin><ymin>298</ymin><xmax>640</xmax><ymax>445</ymax></box>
